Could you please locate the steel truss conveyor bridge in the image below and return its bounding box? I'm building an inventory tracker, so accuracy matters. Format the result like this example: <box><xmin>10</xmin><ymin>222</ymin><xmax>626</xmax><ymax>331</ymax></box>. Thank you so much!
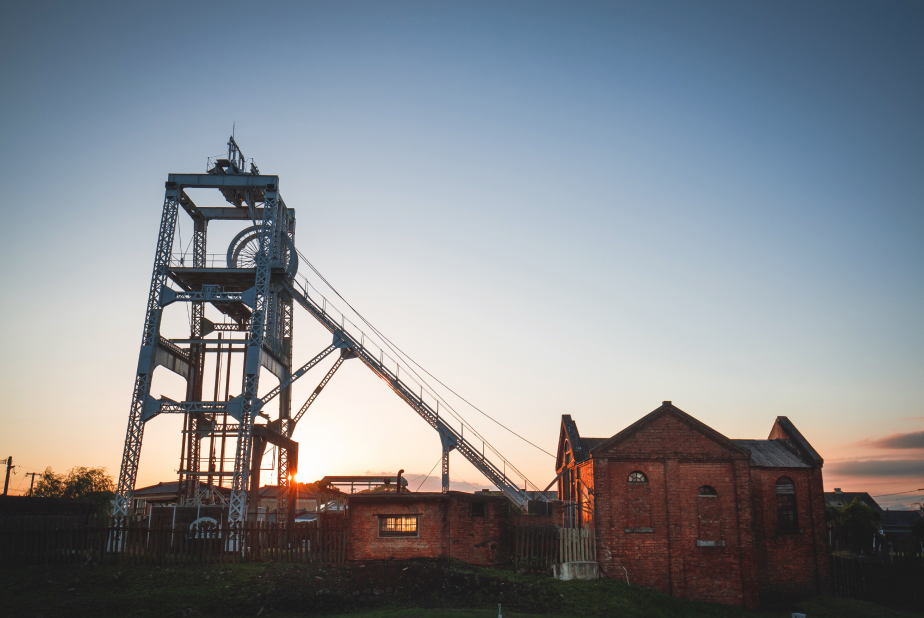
<box><xmin>113</xmin><ymin>137</ymin><xmax>539</xmax><ymax>525</ymax></box>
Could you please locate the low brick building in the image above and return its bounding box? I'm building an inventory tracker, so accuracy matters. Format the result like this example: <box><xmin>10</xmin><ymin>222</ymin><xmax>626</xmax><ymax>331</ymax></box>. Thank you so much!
<box><xmin>346</xmin><ymin>491</ymin><xmax>514</xmax><ymax>565</ymax></box>
<box><xmin>557</xmin><ymin>401</ymin><xmax>831</xmax><ymax>608</ymax></box>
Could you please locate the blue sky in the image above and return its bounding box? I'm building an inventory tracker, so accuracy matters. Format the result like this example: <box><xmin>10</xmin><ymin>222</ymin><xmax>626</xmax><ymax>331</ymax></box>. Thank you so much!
<box><xmin>1</xmin><ymin>1</ymin><xmax>922</xmax><ymax>507</ymax></box>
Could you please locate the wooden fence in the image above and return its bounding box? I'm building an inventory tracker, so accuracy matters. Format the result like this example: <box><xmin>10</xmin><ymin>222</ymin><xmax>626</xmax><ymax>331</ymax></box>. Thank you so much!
<box><xmin>560</xmin><ymin>527</ymin><xmax>595</xmax><ymax>563</ymax></box>
<box><xmin>832</xmin><ymin>554</ymin><xmax>924</xmax><ymax>611</ymax></box>
<box><xmin>514</xmin><ymin>525</ymin><xmax>558</xmax><ymax>569</ymax></box>
<box><xmin>513</xmin><ymin>525</ymin><xmax>595</xmax><ymax>569</ymax></box>
<box><xmin>0</xmin><ymin>516</ymin><xmax>347</xmax><ymax>566</ymax></box>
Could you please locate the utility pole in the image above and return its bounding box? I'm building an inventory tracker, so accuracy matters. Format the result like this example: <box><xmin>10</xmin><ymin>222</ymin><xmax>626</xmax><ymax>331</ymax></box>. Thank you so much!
<box><xmin>25</xmin><ymin>472</ymin><xmax>40</xmax><ymax>496</ymax></box>
<box><xmin>2</xmin><ymin>456</ymin><xmax>12</xmax><ymax>496</ymax></box>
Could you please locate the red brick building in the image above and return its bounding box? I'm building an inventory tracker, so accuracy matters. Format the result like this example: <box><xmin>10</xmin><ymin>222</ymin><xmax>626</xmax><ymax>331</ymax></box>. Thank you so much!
<box><xmin>346</xmin><ymin>491</ymin><xmax>512</xmax><ymax>565</ymax></box>
<box><xmin>556</xmin><ymin>401</ymin><xmax>831</xmax><ymax>608</ymax></box>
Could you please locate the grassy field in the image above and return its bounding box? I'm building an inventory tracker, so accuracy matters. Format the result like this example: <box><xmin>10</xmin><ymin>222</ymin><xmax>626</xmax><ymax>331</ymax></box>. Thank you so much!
<box><xmin>1</xmin><ymin>559</ymin><xmax>921</xmax><ymax>618</ymax></box>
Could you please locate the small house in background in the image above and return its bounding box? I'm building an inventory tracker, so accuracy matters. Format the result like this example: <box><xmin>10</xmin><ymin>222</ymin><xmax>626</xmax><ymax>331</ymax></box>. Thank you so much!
<box><xmin>557</xmin><ymin>402</ymin><xmax>831</xmax><ymax>609</ymax></box>
<box><xmin>131</xmin><ymin>481</ymin><xmax>230</xmax><ymax>516</ymax></box>
<box><xmin>822</xmin><ymin>488</ymin><xmax>924</xmax><ymax>547</ymax></box>
<box><xmin>258</xmin><ymin>484</ymin><xmax>319</xmax><ymax>518</ymax></box>
<box><xmin>131</xmin><ymin>481</ymin><xmax>182</xmax><ymax>513</ymax></box>
<box><xmin>823</xmin><ymin>488</ymin><xmax>884</xmax><ymax>513</ymax></box>
<box><xmin>881</xmin><ymin>509</ymin><xmax>923</xmax><ymax>543</ymax></box>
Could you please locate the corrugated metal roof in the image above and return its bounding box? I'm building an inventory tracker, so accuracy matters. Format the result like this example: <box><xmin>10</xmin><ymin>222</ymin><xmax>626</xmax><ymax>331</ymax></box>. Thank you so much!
<box><xmin>733</xmin><ymin>440</ymin><xmax>809</xmax><ymax>468</ymax></box>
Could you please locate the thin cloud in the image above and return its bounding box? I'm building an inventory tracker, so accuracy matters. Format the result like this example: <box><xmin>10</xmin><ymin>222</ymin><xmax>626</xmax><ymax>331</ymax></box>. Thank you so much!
<box><xmin>827</xmin><ymin>459</ymin><xmax>924</xmax><ymax>477</ymax></box>
<box><xmin>867</xmin><ymin>431</ymin><xmax>924</xmax><ymax>449</ymax></box>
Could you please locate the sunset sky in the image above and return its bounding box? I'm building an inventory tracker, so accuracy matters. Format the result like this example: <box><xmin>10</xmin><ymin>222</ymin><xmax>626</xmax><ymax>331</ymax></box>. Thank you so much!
<box><xmin>1</xmin><ymin>2</ymin><xmax>922</xmax><ymax>509</ymax></box>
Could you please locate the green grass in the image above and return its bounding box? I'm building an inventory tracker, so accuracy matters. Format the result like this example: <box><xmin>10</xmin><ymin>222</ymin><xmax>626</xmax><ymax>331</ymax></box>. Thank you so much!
<box><xmin>341</xmin><ymin>607</ymin><xmax>604</xmax><ymax>618</ymax></box>
<box><xmin>339</xmin><ymin>612</ymin><xmax>579</xmax><ymax>618</ymax></box>
<box><xmin>1</xmin><ymin>560</ymin><xmax>921</xmax><ymax>618</ymax></box>
<box><xmin>333</xmin><ymin>608</ymin><xmax>918</xmax><ymax>618</ymax></box>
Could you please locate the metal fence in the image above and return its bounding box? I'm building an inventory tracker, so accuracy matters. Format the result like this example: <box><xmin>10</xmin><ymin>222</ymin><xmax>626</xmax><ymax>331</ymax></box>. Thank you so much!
<box><xmin>832</xmin><ymin>553</ymin><xmax>924</xmax><ymax>611</ymax></box>
<box><xmin>0</xmin><ymin>516</ymin><xmax>347</xmax><ymax>566</ymax></box>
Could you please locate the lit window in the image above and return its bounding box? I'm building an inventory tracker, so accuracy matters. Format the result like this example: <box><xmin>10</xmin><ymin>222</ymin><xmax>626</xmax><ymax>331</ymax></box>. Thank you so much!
<box><xmin>628</xmin><ymin>471</ymin><xmax>647</xmax><ymax>484</ymax></box>
<box><xmin>776</xmin><ymin>477</ymin><xmax>798</xmax><ymax>532</ymax></box>
<box><xmin>378</xmin><ymin>515</ymin><xmax>418</xmax><ymax>537</ymax></box>
<box><xmin>698</xmin><ymin>485</ymin><xmax>718</xmax><ymax>497</ymax></box>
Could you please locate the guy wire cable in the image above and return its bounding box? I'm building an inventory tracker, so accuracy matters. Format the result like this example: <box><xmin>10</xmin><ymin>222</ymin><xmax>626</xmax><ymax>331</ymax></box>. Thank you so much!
<box><xmin>293</xmin><ymin>257</ymin><xmax>541</xmax><ymax>489</ymax></box>
<box><xmin>295</xmin><ymin>248</ymin><xmax>553</xmax><ymax>460</ymax></box>
<box><xmin>293</xmin><ymin>251</ymin><xmax>543</xmax><ymax>487</ymax></box>
<box><xmin>296</xmin><ymin>248</ymin><xmax>540</xmax><ymax>489</ymax></box>
<box><xmin>415</xmin><ymin>457</ymin><xmax>443</xmax><ymax>492</ymax></box>
<box><xmin>292</xmin><ymin>251</ymin><xmax>544</xmax><ymax>491</ymax></box>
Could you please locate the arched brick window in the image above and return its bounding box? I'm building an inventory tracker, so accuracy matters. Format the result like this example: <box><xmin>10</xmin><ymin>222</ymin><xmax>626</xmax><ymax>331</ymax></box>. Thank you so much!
<box><xmin>697</xmin><ymin>485</ymin><xmax>721</xmax><ymax>542</ymax></box>
<box><xmin>625</xmin><ymin>471</ymin><xmax>651</xmax><ymax>531</ymax></box>
<box><xmin>776</xmin><ymin>477</ymin><xmax>798</xmax><ymax>532</ymax></box>
<box><xmin>628</xmin><ymin>471</ymin><xmax>647</xmax><ymax>484</ymax></box>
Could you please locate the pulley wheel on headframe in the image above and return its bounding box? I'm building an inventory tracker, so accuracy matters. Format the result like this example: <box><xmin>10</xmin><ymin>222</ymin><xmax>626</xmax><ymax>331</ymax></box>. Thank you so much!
<box><xmin>226</xmin><ymin>226</ymin><xmax>298</xmax><ymax>279</ymax></box>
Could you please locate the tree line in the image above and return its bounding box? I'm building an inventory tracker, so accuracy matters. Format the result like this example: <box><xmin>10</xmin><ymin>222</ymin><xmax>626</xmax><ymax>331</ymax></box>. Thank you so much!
<box><xmin>31</xmin><ymin>466</ymin><xmax>115</xmax><ymax>514</ymax></box>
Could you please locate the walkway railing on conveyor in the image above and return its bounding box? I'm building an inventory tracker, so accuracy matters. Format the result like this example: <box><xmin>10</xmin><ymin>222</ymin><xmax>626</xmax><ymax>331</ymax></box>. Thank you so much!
<box><xmin>282</xmin><ymin>275</ymin><xmax>534</xmax><ymax>511</ymax></box>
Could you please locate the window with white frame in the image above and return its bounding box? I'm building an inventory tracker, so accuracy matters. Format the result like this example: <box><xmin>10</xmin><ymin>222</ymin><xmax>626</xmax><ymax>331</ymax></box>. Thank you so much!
<box><xmin>628</xmin><ymin>471</ymin><xmax>648</xmax><ymax>484</ymax></box>
<box><xmin>378</xmin><ymin>515</ymin><xmax>419</xmax><ymax>537</ymax></box>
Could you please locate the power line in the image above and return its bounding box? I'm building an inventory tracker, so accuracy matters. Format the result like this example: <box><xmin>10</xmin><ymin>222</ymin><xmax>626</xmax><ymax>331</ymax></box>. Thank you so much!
<box><xmin>11</xmin><ymin>472</ymin><xmax>28</xmax><ymax>495</ymax></box>
<box><xmin>293</xmin><ymin>257</ymin><xmax>541</xmax><ymax>492</ymax></box>
<box><xmin>872</xmin><ymin>488</ymin><xmax>924</xmax><ymax>497</ymax></box>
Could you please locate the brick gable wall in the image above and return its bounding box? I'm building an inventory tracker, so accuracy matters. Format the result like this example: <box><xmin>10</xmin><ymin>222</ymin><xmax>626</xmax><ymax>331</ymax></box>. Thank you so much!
<box><xmin>577</xmin><ymin>409</ymin><xmax>831</xmax><ymax>608</ymax></box>
<box><xmin>591</xmin><ymin>412</ymin><xmax>760</xmax><ymax>608</ymax></box>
